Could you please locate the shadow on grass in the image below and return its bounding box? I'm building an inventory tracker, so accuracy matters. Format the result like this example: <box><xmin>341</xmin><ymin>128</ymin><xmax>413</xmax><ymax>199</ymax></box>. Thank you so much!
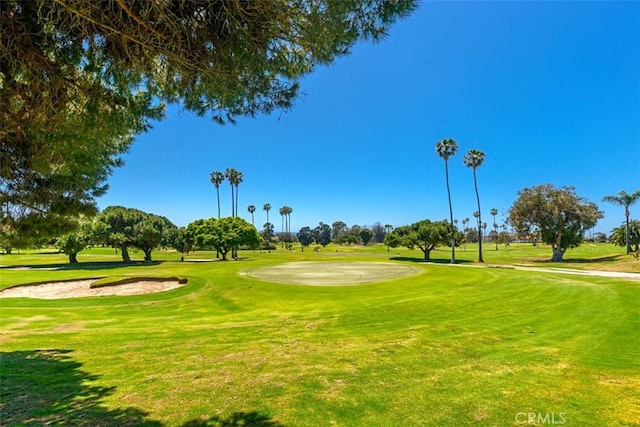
<box><xmin>0</xmin><ymin>349</ymin><xmax>162</xmax><ymax>426</ymax></box>
<box><xmin>390</xmin><ymin>256</ymin><xmax>474</xmax><ymax>264</ymax></box>
<box><xmin>531</xmin><ymin>255</ymin><xmax>624</xmax><ymax>264</ymax></box>
<box><xmin>0</xmin><ymin>260</ymin><xmax>163</xmax><ymax>271</ymax></box>
<box><xmin>1</xmin><ymin>350</ymin><xmax>285</xmax><ymax>427</ymax></box>
<box><xmin>182</xmin><ymin>412</ymin><xmax>284</xmax><ymax>426</ymax></box>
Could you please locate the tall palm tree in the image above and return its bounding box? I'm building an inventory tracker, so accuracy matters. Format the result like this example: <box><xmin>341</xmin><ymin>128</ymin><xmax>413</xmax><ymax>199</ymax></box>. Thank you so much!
<box><xmin>603</xmin><ymin>190</ymin><xmax>640</xmax><ymax>253</ymax></box>
<box><xmin>279</xmin><ymin>206</ymin><xmax>286</xmax><ymax>247</ymax></box>
<box><xmin>210</xmin><ymin>171</ymin><xmax>225</xmax><ymax>219</ymax></box>
<box><xmin>263</xmin><ymin>203</ymin><xmax>271</xmax><ymax>226</ymax></box>
<box><xmin>247</xmin><ymin>205</ymin><xmax>256</xmax><ymax>225</ymax></box>
<box><xmin>287</xmin><ymin>207</ymin><xmax>293</xmax><ymax>243</ymax></box>
<box><xmin>464</xmin><ymin>149</ymin><xmax>485</xmax><ymax>262</ymax></box>
<box><xmin>490</xmin><ymin>208</ymin><xmax>498</xmax><ymax>250</ymax></box>
<box><xmin>233</xmin><ymin>170</ymin><xmax>243</xmax><ymax>218</ymax></box>
<box><xmin>435</xmin><ymin>138</ymin><xmax>458</xmax><ymax>263</ymax></box>
<box><xmin>225</xmin><ymin>168</ymin><xmax>236</xmax><ymax>217</ymax></box>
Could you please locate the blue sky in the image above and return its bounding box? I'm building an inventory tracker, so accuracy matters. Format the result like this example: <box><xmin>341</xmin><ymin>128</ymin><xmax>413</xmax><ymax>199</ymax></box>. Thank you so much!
<box><xmin>98</xmin><ymin>1</ymin><xmax>640</xmax><ymax>235</ymax></box>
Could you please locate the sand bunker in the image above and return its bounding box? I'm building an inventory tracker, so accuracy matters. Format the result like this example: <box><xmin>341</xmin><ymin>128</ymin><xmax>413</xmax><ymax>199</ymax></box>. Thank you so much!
<box><xmin>242</xmin><ymin>261</ymin><xmax>422</xmax><ymax>286</ymax></box>
<box><xmin>0</xmin><ymin>279</ymin><xmax>185</xmax><ymax>299</ymax></box>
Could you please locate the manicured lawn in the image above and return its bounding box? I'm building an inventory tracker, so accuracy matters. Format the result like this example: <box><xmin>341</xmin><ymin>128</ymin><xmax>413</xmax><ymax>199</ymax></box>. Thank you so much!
<box><xmin>1</xmin><ymin>244</ymin><xmax>638</xmax><ymax>425</ymax></box>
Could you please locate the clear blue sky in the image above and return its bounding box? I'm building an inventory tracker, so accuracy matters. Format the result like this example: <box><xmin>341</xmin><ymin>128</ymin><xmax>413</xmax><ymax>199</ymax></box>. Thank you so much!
<box><xmin>98</xmin><ymin>1</ymin><xmax>640</xmax><ymax>235</ymax></box>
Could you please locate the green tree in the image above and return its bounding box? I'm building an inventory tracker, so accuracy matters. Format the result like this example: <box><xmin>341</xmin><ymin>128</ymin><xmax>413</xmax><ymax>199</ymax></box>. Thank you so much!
<box><xmin>313</xmin><ymin>222</ymin><xmax>332</xmax><ymax>247</ymax></box>
<box><xmin>602</xmin><ymin>190</ymin><xmax>640</xmax><ymax>254</ymax></box>
<box><xmin>463</xmin><ymin>149</ymin><xmax>485</xmax><ymax>262</ymax></box>
<box><xmin>332</xmin><ymin>221</ymin><xmax>348</xmax><ymax>243</ymax></box>
<box><xmin>360</xmin><ymin>228</ymin><xmax>373</xmax><ymax>246</ymax></box>
<box><xmin>393</xmin><ymin>220</ymin><xmax>461</xmax><ymax>261</ymax></box>
<box><xmin>383</xmin><ymin>232</ymin><xmax>402</xmax><ymax>252</ymax></box>
<box><xmin>210</xmin><ymin>171</ymin><xmax>225</xmax><ymax>219</ymax></box>
<box><xmin>435</xmin><ymin>138</ymin><xmax>458</xmax><ymax>263</ymax></box>
<box><xmin>187</xmin><ymin>217</ymin><xmax>260</xmax><ymax>261</ymax></box>
<box><xmin>92</xmin><ymin>206</ymin><xmax>145</xmax><ymax>262</ymax></box>
<box><xmin>133</xmin><ymin>214</ymin><xmax>178</xmax><ymax>261</ymax></box>
<box><xmin>297</xmin><ymin>226</ymin><xmax>314</xmax><ymax>248</ymax></box>
<box><xmin>489</xmin><ymin>208</ymin><xmax>499</xmax><ymax>250</ymax></box>
<box><xmin>609</xmin><ymin>220</ymin><xmax>640</xmax><ymax>252</ymax></box>
<box><xmin>508</xmin><ymin>184</ymin><xmax>603</xmax><ymax>262</ymax></box>
<box><xmin>2</xmin><ymin>1</ymin><xmax>416</xmax><ymax>239</ymax></box>
<box><xmin>55</xmin><ymin>223</ymin><xmax>92</xmax><ymax>263</ymax></box>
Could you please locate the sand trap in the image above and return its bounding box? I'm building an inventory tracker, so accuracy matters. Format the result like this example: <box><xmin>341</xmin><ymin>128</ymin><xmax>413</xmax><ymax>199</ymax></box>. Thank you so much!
<box><xmin>0</xmin><ymin>279</ymin><xmax>185</xmax><ymax>299</ymax></box>
<box><xmin>242</xmin><ymin>262</ymin><xmax>422</xmax><ymax>286</ymax></box>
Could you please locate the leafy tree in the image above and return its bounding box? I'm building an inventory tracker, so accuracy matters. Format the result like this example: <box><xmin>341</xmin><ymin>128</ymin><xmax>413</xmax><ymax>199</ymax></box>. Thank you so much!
<box><xmin>92</xmin><ymin>206</ymin><xmax>145</xmax><ymax>262</ymax></box>
<box><xmin>297</xmin><ymin>227</ymin><xmax>315</xmax><ymax>248</ymax></box>
<box><xmin>609</xmin><ymin>220</ymin><xmax>640</xmax><ymax>252</ymax></box>
<box><xmin>2</xmin><ymin>0</ymin><xmax>416</xmax><ymax>239</ymax></box>
<box><xmin>392</xmin><ymin>220</ymin><xmax>461</xmax><ymax>261</ymax></box>
<box><xmin>383</xmin><ymin>232</ymin><xmax>402</xmax><ymax>252</ymax></box>
<box><xmin>602</xmin><ymin>190</ymin><xmax>640</xmax><ymax>254</ymax></box>
<box><xmin>435</xmin><ymin>138</ymin><xmax>458</xmax><ymax>263</ymax></box>
<box><xmin>133</xmin><ymin>214</ymin><xmax>178</xmax><ymax>261</ymax></box>
<box><xmin>210</xmin><ymin>171</ymin><xmax>225</xmax><ymax>218</ymax></box>
<box><xmin>313</xmin><ymin>222</ymin><xmax>332</xmax><ymax>247</ymax></box>
<box><xmin>332</xmin><ymin>221</ymin><xmax>348</xmax><ymax>243</ymax></box>
<box><xmin>186</xmin><ymin>217</ymin><xmax>260</xmax><ymax>260</ymax></box>
<box><xmin>508</xmin><ymin>184</ymin><xmax>603</xmax><ymax>261</ymax></box>
<box><xmin>164</xmin><ymin>227</ymin><xmax>189</xmax><ymax>254</ymax></box>
<box><xmin>463</xmin><ymin>149</ymin><xmax>485</xmax><ymax>261</ymax></box>
<box><xmin>360</xmin><ymin>228</ymin><xmax>373</xmax><ymax>246</ymax></box>
<box><xmin>262</xmin><ymin>222</ymin><xmax>274</xmax><ymax>245</ymax></box>
<box><xmin>55</xmin><ymin>223</ymin><xmax>92</xmax><ymax>263</ymax></box>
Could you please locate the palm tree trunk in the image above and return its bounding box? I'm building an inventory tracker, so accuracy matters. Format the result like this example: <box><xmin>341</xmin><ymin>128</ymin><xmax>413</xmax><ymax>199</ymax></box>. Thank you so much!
<box><xmin>444</xmin><ymin>160</ymin><xmax>456</xmax><ymax>264</ymax></box>
<box><xmin>473</xmin><ymin>169</ymin><xmax>484</xmax><ymax>262</ymax></box>
<box><xmin>216</xmin><ymin>188</ymin><xmax>221</xmax><ymax>219</ymax></box>
<box><xmin>625</xmin><ymin>207</ymin><xmax>631</xmax><ymax>253</ymax></box>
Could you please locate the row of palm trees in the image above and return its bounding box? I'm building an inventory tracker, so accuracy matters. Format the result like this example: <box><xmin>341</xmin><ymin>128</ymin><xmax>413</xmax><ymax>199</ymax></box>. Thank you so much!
<box><xmin>210</xmin><ymin>168</ymin><xmax>244</xmax><ymax>219</ymax></box>
<box><xmin>435</xmin><ymin>138</ymin><xmax>487</xmax><ymax>263</ymax></box>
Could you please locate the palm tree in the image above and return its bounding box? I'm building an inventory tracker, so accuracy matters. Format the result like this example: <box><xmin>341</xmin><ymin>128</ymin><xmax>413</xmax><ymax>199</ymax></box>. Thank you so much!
<box><xmin>435</xmin><ymin>138</ymin><xmax>459</xmax><ymax>263</ymax></box>
<box><xmin>263</xmin><ymin>203</ymin><xmax>271</xmax><ymax>227</ymax></box>
<box><xmin>247</xmin><ymin>205</ymin><xmax>256</xmax><ymax>225</ymax></box>
<box><xmin>464</xmin><ymin>149</ymin><xmax>485</xmax><ymax>262</ymax></box>
<box><xmin>225</xmin><ymin>168</ymin><xmax>236</xmax><ymax>217</ymax></box>
<box><xmin>209</xmin><ymin>171</ymin><xmax>225</xmax><ymax>219</ymax></box>
<box><xmin>279</xmin><ymin>206</ymin><xmax>286</xmax><ymax>247</ymax></box>
<box><xmin>284</xmin><ymin>206</ymin><xmax>293</xmax><ymax>244</ymax></box>
<box><xmin>603</xmin><ymin>190</ymin><xmax>640</xmax><ymax>253</ymax></box>
<box><xmin>233</xmin><ymin>170</ymin><xmax>243</xmax><ymax>218</ymax></box>
<box><xmin>490</xmin><ymin>208</ymin><xmax>498</xmax><ymax>250</ymax></box>
<box><xmin>224</xmin><ymin>168</ymin><xmax>243</xmax><ymax>217</ymax></box>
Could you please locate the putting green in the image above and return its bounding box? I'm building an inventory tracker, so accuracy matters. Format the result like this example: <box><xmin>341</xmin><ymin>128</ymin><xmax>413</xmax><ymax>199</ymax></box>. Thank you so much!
<box><xmin>242</xmin><ymin>261</ymin><xmax>423</xmax><ymax>286</ymax></box>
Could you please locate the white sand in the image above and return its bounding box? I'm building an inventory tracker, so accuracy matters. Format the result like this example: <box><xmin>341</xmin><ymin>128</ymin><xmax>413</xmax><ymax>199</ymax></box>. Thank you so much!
<box><xmin>0</xmin><ymin>279</ymin><xmax>185</xmax><ymax>299</ymax></box>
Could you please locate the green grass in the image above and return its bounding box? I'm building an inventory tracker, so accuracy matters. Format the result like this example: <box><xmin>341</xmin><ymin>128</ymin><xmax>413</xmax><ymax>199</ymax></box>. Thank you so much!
<box><xmin>1</xmin><ymin>244</ymin><xmax>638</xmax><ymax>426</ymax></box>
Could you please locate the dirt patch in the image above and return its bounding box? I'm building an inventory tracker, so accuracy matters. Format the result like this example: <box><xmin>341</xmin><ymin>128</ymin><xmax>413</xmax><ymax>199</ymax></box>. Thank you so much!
<box><xmin>0</xmin><ymin>278</ymin><xmax>186</xmax><ymax>299</ymax></box>
<box><xmin>242</xmin><ymin>262</ymin><xmax>422</xmax><ymax>286</ymax></box>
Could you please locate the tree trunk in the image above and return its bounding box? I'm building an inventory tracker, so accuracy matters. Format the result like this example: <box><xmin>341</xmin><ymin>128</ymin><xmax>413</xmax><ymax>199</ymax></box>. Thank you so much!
<box><xmin>144</xmin><ymin>248</ymin><xmax>152</xmax><ymax>261</ymax></box>
<box><xmin>625</xmin><ymin>209</ymin><xmax>631</xmax><ymax>254</ymax></box>
<box><xmin>221</xmin><ymin>249</ymin><xmax>228</xmax><ymax>260</ymax></box>
<box><xmin>423</xmin><ymin>250</ymin><xmax>431</xmax><ymax>261</ymax></box>
<box><xmin>68</xmin><ymin>252</ymin><xmax>78</xmax><ymax>263</ymax></box>
<box><xmin>444</xmin><ymin>160</ymin><xmax>456</xmax><ymax>264</ymax></box>
<box><xmin>551</xmin><ymin>247</ymin><xmax>566</xmax><ymax>262</ymax></box>
<box><xmin>473</xmin><ymin>169</ymin><xmax>483</xmax><ymax>263</ymax></box>
<box><xmin>121</xmin><ymin>245</ymin><xmax>131</xmax><ymax>263</ymax></box>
